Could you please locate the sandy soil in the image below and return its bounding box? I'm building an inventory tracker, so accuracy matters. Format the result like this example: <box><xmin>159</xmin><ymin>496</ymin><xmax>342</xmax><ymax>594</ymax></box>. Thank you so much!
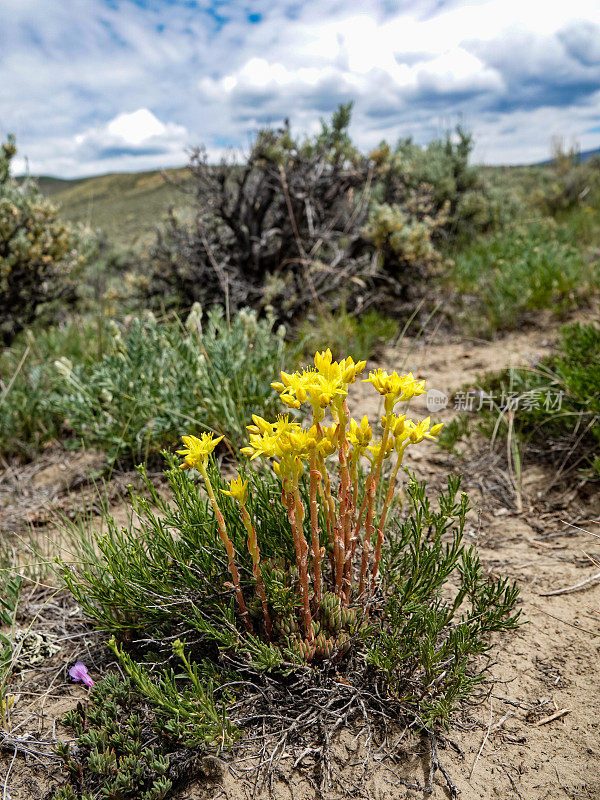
<box><xmin>1</xmin><ymin>308</ymin><xmax>599</xmax><ymax>800</ymax></box>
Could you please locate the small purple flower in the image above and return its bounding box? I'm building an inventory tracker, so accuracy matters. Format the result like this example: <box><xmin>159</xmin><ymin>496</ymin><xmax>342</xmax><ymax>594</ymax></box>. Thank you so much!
<box><xmin>69</xmin><ymin>661</ymin><xmax>94</xmax><ymax>688</ymax></box>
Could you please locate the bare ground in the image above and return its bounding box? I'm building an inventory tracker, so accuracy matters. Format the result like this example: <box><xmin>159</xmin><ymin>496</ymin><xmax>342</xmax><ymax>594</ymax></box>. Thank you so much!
<box><xmin>1</xmin><ymin>308</ymin><xmax>599</xmax><ymax>800</ymax></box>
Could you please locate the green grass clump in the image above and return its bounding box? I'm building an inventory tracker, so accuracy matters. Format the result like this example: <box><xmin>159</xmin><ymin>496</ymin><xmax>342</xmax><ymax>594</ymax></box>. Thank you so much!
<box><xmin>52</xmin><ymin>307</ymin><xmax>286</xmax><ymax>465</ymax></box>
<box><xmin>0</xmin><ymin>539</ymin><xmax>21</xmax><ymax>728</ymax></box>
<box><xmin>0</xmin><ymin>318</ymin><xmax>108</xmax><ymax>459</ymax></box>
<box><xmin>0</xmin><ymin>308</ymin><xmax>285</xmax><ymax>465</ymax></box>
<box><xmin>299</xmin><ymin>307</ymin><xmax>397</xmax><ymax>362</ymax></box>
<box><xmin>479</xmin><ymin>321</ymin><xmax>600</xmax><ymax>480</ymax></box>
<box><xmin>437</xmin><ymin>415</ymin><xmax>471</xmax><ymax>455</ymax></box>
<box><xmin>449</xmin><ymin>220</ymin><xmax>598</xmax><ymax>336</ymax></box>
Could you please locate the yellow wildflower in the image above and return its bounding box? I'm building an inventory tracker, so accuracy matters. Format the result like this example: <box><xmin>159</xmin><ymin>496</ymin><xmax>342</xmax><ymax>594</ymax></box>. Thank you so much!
<box><xmin>241</xmin><ymin>433</ymin><xmax>279</xmax><ymax>461</ymax></box>
<box><xmin>318</xmin><ymin>424</ymin><xmax>338</xmax><ymax>457</ymax></box>
<box><xmin>272</xmin><ymin>369</ymin><xmax>316</xmax><ymax>409</ymax></box>
<box><xmin>277</xmin><ymin>427</ymin><xmax>318</xmax><ymax>461</ymax></box>
<box><xmin>242</xmin><ymin>415</ymin><xmax>303</xmax><ymax>461</ymax></box>
<box><xmin>314</xmin><ymin>351</ymin><xmax>366</xmax><ymax>412</ymax></box>
<box><xmin>405</xmin><ymin>418</ymin><xmax>444</xmax><ymax>444</ymax></box>
<box><xmin>381</xmin><ymin>413</ymin><xmax>407</xmax><ymax>436</ymax></box>
<box><xmin>338</xmin><ymin>355</ymin><xmax>367</xmax><ymax>385</ymax></box>
<box><xmin>348</xmin><ymin>415</ymin><xmax>373</xmax><ymax>451</ymax></box>
<box><xmin>274</xmin><ymin>367</ymin><xmax>340</xmax><ymax>414</ymax></box>
<box><xmin>367</xmin><ymin>437</ymin><xmax>394</xmax><ymax>464</ymax></box>
<box><xmin>243</xmin><ymin>415</ymin><xmax>334</xmax><ymax>478</ymax></box>
<box><xmin>271</xmin><ymin>352</ymin><xmax>366</xmax><ymax>418</ymax></box>
<box><xmin>221</xmin><ymin>475</ymin><xmax>248</xmax><ymax>504</ymax></box>
<box><xmin>177</xmin><ymin>432</ymin><xmax>224</xmax><ymax>470</ymax></box>
<box><xmin>246</xmin><ymin>414</ymin><xmax>273</xmax><ymax>435</ymax></box>
<box><xmin>365</xmin><ymin>369</ymin><xmax>426</xmax><ymax>411</ymax></box>
<box><xmin>313</xmin><ymin>348</ymin><xmax>334</xmax><ymax>376</ymax></box>
<box><xmin>314</xmin><ymin>350</ymin><xmax>365</xmax><ymax>384</ymax></box>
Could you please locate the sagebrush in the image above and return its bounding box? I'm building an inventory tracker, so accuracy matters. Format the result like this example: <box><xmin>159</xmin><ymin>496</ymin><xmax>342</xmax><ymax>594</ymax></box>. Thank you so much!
<box><xmin>53</xmin><ymin>306</ymin><xmax>286</xmax><ymax>464</ymax></box>
<box><xmin>145</xmin><ymin>109</ymin><xmax>515</xmax><ymax>321</ymax></box>
<box><xmin>0</xmin><ymin>136</ymin><xmax>89</xmax><ymax>346</ymax></box>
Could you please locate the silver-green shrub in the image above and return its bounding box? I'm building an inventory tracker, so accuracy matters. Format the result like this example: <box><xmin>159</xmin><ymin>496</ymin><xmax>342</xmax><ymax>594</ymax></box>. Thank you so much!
<box><xmin>53</xmin><ymin>306</ymin><xmax>286</xmax><ymax>464</ymax></box>
<box><xmin>0</xmin><ymin>136</ymin><xmax>88</xmax><ymax>345</ymax></box>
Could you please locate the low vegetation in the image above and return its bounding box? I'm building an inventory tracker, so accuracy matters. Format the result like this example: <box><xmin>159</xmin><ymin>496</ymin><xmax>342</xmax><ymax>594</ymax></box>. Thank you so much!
<box><xmin>449</xmin><ymin>220</ymin><xmax>599</xmax><ymax>335</ymax></box>
<box><xmin>1</xmin><ymin>109</ymin><xmax>599</xmax><ymax>797</ymax></box>
<box><xmin>0</xmin><ymin>317</ymin><xmax>107</xmax><ymax>459</ymax></box>
<box><xmin>480</xmin><ymin>321</ymin><xmax>600</xmax><ymax>480</ymax></box>
<box><xmin>299</xmin><ymin>306</ymin><xmax>397</xmax><ymax>362</ymax></box>
<box><xmin>54</xmin><ymin>675</ymin><xmax>190</xmax><ymax>800</ymax></box>
<box><xmin>53</xmin><ymin>306</ymin><xmax>286</xmax><ymax>465</ymax></box>
<box><xmin>56</xmin><ymin>351</ymin><xmax>519</xmax><ymax>793</ymax></box>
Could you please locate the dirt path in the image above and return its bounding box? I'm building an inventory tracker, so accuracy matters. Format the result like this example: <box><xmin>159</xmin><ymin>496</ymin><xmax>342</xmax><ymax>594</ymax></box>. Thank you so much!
<box><xmin>345</xmin><ymin>310</ymin><xmax>600</xmax><ymax>800</ymax></box>
<box><xmin>1</xmin><ymin>310</ymin><xmax>599</xmax><ymax>799</ymax></box>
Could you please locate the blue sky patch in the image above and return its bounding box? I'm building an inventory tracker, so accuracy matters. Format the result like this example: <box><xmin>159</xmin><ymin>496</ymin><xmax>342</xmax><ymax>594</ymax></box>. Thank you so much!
<box><xmin>1</xmin><ymin>0</ymin><xmax>599</xmax><ymax>176</ymax></box>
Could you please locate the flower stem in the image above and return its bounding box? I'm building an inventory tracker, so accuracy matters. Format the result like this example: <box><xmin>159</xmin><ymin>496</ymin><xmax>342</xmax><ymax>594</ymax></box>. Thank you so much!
<box><xmin>239</xmin><ymin>504</ymin><xmax>272</xmax><ymax>640</ymax></box>
<box><xmin>336</xmin><ymin>400</ymin><xmax>354</xmax><ymax>603</ymax></box>
<box><xmin>284</xmin><ymin>476</ymin><xmax>314</xmax><ymax>642</ymax></box>
<box><xmin>308</xmin><ymin>445</ymin><xmax>323</xmax><ymax>604</ymax></box>
<box><xmin>358</xmin><ymin>422</ymin><xmax>392</xmax><ymax>598</ymax></box>
<box><xmin>199</xmin><ymin>465</ymin><xmax>253</xmax><ymax>633</ymax></box>
<box><xmin>370</xmin><ymin>448</ymin><xmax>404</xmax><ymax>593</ymax></box>
<box><xmin>317</xmin><ymin>452</ymin><xmax>337</xmax><ymax>577</ymax></box>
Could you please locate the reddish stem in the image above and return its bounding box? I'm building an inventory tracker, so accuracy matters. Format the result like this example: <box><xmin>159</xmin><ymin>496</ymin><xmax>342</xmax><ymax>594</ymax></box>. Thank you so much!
<box><xmin>308</xmin><ymin>448</ymin><xmax>323</xmax><ymax>604</ymax></box>
<box><xmin>240</xmin><ymin>505</ymin><xmax>272</xmax><ymax>640</ymax></box>
<box><xmin>357</xmin><ymin>423</ymin><xmax>392</xmax><ymax>599</ymax></box>
<box><xmin>370</xmin><ymin>452</ymin><xmax>403</xmax><ymax>593</ymax></box>
<box><xmin>199</xmin><ymin>465</ymin><xmax>252</xmax><ymax>633</ymax></box>
<box><xmin>285</xmin><ymin>477</ymin><xmax>314</xmax><ymax>642</ymax></box>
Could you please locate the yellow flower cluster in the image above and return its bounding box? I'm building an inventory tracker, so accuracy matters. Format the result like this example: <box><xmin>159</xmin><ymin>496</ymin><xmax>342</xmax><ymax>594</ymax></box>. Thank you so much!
<box><xmin>271</xmin><ymin>349</ymin><xmax>366</xmax><ymax>420</ymax></box>
<box><xmin>347</xmin><ymin>415</ymin><xmax>372</xmax><ymax>453</ymax></box>
<box><xmin>178</xmin><ymin>359</ymin><xmax>442</xmax><ymax>477</ymax></box>
<box><xmin>365</xmin><ymin>369</ymin><xmax>426</xmax><ymax>413</ymax></box>
<box><xmin>378</xmin><ymin>413</ymin><xmax>443</xmax><ymax>454</ymax></box>
<box><xmin>241</xmin><ymin>414</ymin><xmax>336</xmax><ymax>477</ymax></box>
<box><xmin>175</xmin><ymin>351</ymin><xmax>445</xmax><ymax>659</ymax></box>
<box><xmin>177</xmin><ymin>432</ymin><xmax>224</xmax><ymax>470</ymax></box>
<box><xmin>406</xmin><ymin>417</ymin><xmax>444</xmax><ymax>444</ymax></box>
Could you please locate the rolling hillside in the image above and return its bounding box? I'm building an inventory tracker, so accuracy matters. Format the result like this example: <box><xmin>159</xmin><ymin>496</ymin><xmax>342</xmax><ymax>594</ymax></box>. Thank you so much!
<box><xmin>33</xmin><ymin>167</ymin><xmax>194</xmax><ymax>250</ymax></box>
<box><xmin>33</xmin><ymin>153</ymin><xmax>596</xmax><ymax>252</ymax></box>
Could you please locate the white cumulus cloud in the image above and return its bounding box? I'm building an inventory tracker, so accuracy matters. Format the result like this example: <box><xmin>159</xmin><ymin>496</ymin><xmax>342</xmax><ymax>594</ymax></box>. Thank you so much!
<box><xmin>14</xmin><ymin>109</ymin><xmax>189</xmax><ymax>177</ymax></box>
<box><xmin>1</xmin><ymin>0</ymin><xmax>600</xmax><ymax>174</ymax></box>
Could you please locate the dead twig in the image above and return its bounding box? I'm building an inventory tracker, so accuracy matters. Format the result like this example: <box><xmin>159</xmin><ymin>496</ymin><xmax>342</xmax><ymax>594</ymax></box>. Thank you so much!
<box><xmin>2</xmin><ymin>744</ymin><xmax>17</xmax><ymax>800</ymax></box>
<box><xmin>470</xmin><ymin>697</ymin><xmax>493</xmax><ymax>779</ymax></box>
<box><xmin>535</xmin><ymin>708</ymin><xmax>571</xmax><ymax>726</ymax></box>
<box><xmin>427</xmin><ymin>730</ymin><xmax>460</xmax><ymax>798</ymax></box>
<box><xmin>531</xmin><ymin>605</ymin><xmax>599</xmax><ymax>637</ymax></box>
<box><xmin>539</xmin><ymin>570</ymin><xmax>600</xmax><ymax>597</ymax></box>
<box><xmin>500</xmin><ymin>764</ymin><xmax>524</xmax><ymax>799</ymax></box>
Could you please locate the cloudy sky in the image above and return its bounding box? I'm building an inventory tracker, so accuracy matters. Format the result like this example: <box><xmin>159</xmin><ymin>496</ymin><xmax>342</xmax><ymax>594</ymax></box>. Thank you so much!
<box><xmin>1</xmin><ymin>0</ymin><xmax>600</xmax><ymax>177</ymax></box>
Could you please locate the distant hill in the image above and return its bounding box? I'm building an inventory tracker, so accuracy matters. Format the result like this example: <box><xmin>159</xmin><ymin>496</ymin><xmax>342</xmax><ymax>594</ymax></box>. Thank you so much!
<box><xmin>28</xmin><ymin>167</ymin><xmax>194</xmax><ymax>250</ymax></box>
<box><xmin>536</xmin><ymin>147</ymin><xmax>600</xmax><ymax>166</ymax></box>
<box><xmin>577</xmin><ymin>147</ymin><xmax>600</xmax><ymax>163</ymax></box>
<box><xmin>28</xmin><ymin>150</ymin><xmax>599</xmax><ymax>251</ymax></box>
